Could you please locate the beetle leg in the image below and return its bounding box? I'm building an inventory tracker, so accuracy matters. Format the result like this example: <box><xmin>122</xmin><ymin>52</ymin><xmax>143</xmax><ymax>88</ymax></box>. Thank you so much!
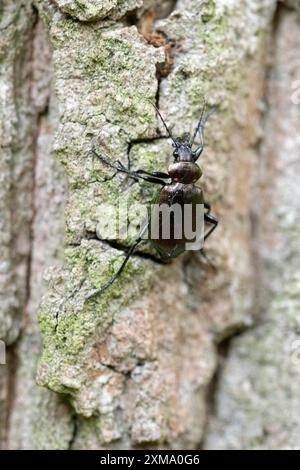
<box><xmin>204</xmin><ymin>201</ymin><xmax>211</xmax><ymax>213</ymax></box>
<box><xmin>132</xmin><ymin>174</ymin><xmax>168</xmax><ymax>185</ymax></box>
<box><xmin>89</xmin><ymin>157</ymin><xmax>126</xmax><ymax>183</ymax></box>
<box><xmin>89</xmin><ymin>170</ymin><xmax>120</xmax><ymax>184</ymax></box>
<box><xmin>199</xmin><ymin>248</ymin><xmax>217</xmax><ymax>271</ymax></box>
<box><xmin>91</xmin><ymin>148</ymin><xmax>167</xmax><ymax>186</ymax></box>
<box><xmin>134</xmin><ymin>169</ymin><xmax>170</xmax><ymax>179</ymax></box>
<box><xmin>204</xmin><ymin>212</ymin><xmax>218</xmax><ymax>240</ymax></box>
<box><xmin>196</xmin><ymin>210</ymin><xmax>218</xmax><ymax>270</ymax></box>
<box><xmin>85</xmin><ymin>238</ymin><xmax>143</xmax><ymax>300</ymax></box>
<box><xmin>85</xmin><ymin>222</ymin><xmax>149</xmax><ymax>300</ymax></box>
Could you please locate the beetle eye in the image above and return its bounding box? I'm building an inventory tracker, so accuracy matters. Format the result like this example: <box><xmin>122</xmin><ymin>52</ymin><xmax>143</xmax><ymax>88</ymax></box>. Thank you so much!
<box><xmin>173</xmin><ymin>149</ymin><xmax>179</xmax><ymax>159</ymax></box>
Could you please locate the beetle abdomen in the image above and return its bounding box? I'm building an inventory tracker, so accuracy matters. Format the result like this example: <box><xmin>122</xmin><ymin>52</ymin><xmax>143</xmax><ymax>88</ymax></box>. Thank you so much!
<box><xmin>159</xmin><ymin>183</ymin><xmax>203</xmax><ymax>206</ymax></box>
<box><xmin>149</xmin><ymin>183</ymin><xmax>204</xmax><ymax>259</ymax></box>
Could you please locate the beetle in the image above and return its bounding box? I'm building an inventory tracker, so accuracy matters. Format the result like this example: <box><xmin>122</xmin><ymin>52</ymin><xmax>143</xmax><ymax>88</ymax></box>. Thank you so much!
<box><xmin>86</xmin><ymin>102</ymin><xmax>218</xmax><ymax>299</ymax></box>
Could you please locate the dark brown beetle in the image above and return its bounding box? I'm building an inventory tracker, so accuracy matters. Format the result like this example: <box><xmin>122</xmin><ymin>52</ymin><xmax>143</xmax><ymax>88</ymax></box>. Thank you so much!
<box><xmin>87</xmin><ymin>103</ymin><xmax>218</xmax><ymax>299</ymax></box>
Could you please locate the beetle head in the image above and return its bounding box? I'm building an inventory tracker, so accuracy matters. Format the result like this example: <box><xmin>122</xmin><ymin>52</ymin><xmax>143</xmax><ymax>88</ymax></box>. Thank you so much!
<box><xmin>172</xmin><ymin>134</ymin><xmax>194</xmax><ymax>162</ymax></box>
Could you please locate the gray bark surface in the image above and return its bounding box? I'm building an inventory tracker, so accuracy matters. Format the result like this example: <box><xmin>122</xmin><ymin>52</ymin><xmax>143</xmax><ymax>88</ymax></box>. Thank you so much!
<box><xmin>205</xmin><ymin>6</ymin><xmax>300</xmax><ymax>450</ymax></box>
<box><xmin>0</xmin><ymin>0</ymin><xmax>299</xmax><ymax>450</ymax></box>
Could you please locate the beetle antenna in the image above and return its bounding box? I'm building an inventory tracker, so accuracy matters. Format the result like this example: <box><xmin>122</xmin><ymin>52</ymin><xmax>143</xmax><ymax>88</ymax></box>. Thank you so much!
<box><xmin>190</xmin><ymin>100</ymin><xmax>206</xmax><ymax>148</ymax></box>
<box><xmin>203</xmin><ymin>106</ymin><xmax>217</xmax><ymax>125</ymax></box>
<box><xmin>149</xmin><ymin>101</ymin><xmax>177</xmax><ymax>146</ymax></box>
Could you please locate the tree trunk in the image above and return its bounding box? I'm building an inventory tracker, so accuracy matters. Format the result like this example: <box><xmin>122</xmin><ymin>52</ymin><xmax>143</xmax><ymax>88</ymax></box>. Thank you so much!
<box><xmin>0</xmin><ymin>0</ymin><xmax>299</xmax><ymax>450</ymax></box>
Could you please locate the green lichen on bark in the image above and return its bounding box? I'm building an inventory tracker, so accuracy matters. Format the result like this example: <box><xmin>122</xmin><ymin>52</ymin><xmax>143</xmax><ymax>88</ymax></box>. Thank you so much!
<box><xmin>2</xmin><ymin>0</ymin><xmax>300</xmax><ymax>451</ymax></box>
<box><xmin>35</xmin><ymin>1</ymin><xmax>165</xmax><ymax>418</ymax></box>
<box><xmin>53</xmin><ymin>0</ymin><xmax>144</xmax><ymax>22</ymax></box>
<box><xmin>35</xmin><ymin>0</ymin><xmax>278</xmax><ymax>448</ymax></box>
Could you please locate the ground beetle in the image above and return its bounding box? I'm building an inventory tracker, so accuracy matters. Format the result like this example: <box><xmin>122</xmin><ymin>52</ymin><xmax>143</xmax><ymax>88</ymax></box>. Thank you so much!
<box><xmin>87</xmin><ymin>102</ymin><xmax>218</xmax><ymax>299</ymax></box>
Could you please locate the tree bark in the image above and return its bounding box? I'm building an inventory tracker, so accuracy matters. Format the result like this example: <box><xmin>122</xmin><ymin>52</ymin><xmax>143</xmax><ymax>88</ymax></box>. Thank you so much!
<box><xmin>205</xmin><ymin>4</ymin><xmax>300</xmax><ymax>450</ymax></box>
<box><xmin>0</xmin><ymin>0</ymin><xmax>299</xmax><ymax>450</ymax></box>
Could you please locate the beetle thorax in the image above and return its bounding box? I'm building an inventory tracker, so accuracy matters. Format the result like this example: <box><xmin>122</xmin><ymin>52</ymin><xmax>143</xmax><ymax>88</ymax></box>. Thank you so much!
<box><xmin>168</xmin><ymin>162</ymin><xmax>202</xmax><ymax>184</ymax></box>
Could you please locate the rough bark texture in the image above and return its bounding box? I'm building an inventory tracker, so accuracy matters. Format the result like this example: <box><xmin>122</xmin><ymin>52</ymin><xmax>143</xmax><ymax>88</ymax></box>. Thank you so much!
<box><xmin>0</xmin><ymin>0</ymin><xmax>299</xmax><ymax>450</ymax></box>
<box><xmin>205</xmin><ymin>5</ymin><xmax>300</xmax><ymax>450</ymax></box>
